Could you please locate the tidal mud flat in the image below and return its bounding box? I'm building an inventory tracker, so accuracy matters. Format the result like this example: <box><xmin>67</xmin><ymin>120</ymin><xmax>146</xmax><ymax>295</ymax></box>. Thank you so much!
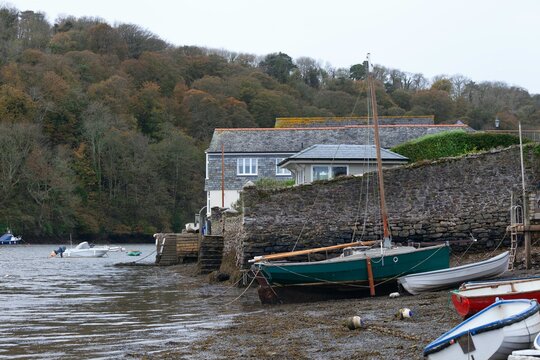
<box><xmin>141</xmin><ymin>249</ymin><xmax>540</xmax><ymax>360</ymax></box>
<box><xmin>183</xmin><ymin>290</ymin><xmax>460</xmax><ymax>360</ymax></box>
<box><xmin>143</xmin><ymin>288</ymin><xmax>461</xmax><ymax>359</ymax></box>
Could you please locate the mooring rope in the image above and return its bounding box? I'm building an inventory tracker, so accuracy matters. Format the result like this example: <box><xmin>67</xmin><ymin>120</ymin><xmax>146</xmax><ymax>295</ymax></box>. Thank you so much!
<box><xmin>486</xmin><ymin>231</ymin><xmax>508</xmax><ymax>258</ymax></box>
<box><xmin>199</xmin><ymin>276</ymin><xmax>246</xmax><ymax>303</ymax></box>
<box><xmin>451</xmin><ymin>233</ymin><xmax>478</xmax><ymax>266</ymax></box>
<box><xmin>223</xmin><ymin>269</ymin><xmax>260</xmax><ymax>306</ymax></box>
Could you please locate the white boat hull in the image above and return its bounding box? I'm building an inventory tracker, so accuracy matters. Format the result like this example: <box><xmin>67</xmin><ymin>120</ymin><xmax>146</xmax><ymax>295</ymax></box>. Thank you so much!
<box><xmin>0</xmin><ymin>231</ymin><xmax>22</xmax><ymax>245</ymax></box>
<box><xmin>398</xmin><ymin>251</ymin><xmax>509</xmax><ymax>295</ymax></box>
<box><xmin>62</xmin><ymin>241</ymin><xmax>109</xmax><ymax>258</ymax></box>
<box><xmin>63</xmin><ymin>248</ymin><xmax>109</xmax><ymax>257</ymax></box>
<box><xmin>425</xmin><ymin>299</ymin><xmax>540</xmax><ymax>360</ymax></box>
<box><xmin>0</xmin><ymin>236</ymin><xmax>22</xmax><ymax>245</ymax></box>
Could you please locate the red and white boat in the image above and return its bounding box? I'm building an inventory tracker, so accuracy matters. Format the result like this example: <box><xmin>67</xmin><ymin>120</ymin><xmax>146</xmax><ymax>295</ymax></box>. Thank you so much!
<box><xmin>451</xmin><ymin>276</ymin><xmax>540</xmax><ymax>318</ymax></box>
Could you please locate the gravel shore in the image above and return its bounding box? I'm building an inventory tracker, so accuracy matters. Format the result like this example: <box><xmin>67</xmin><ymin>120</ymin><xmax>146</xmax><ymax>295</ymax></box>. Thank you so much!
<box><xmin>144</xmin><ymin>248</ymin><xmax>540</xmax><ymax>360</ymax></box>
<box><xmin>184</xmin><ymin>290</ymin><xmax>459</xmax><ymax>360</ymax></box>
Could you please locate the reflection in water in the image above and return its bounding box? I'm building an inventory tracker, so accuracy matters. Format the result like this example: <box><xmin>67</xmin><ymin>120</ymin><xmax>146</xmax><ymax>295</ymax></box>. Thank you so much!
<box><xmin>0</xmin><ymin>245</ymin><xmax>259</xmax><ymax>359</ymax></box>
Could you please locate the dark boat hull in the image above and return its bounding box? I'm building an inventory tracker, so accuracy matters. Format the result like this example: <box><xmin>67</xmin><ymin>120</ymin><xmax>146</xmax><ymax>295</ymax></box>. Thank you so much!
<box><xmin>253</xmin><ymin>245</ymin><xmax>450</xmax><ymax>304</ymax></box>
<box><xmin>256</xmin><ymin>275</ymin><xmax>401</xmax><ymax>304</ymax></box>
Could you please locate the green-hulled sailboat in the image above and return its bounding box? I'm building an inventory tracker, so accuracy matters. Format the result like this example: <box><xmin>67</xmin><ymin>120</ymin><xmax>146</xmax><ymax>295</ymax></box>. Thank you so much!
<box><xmin>251</xmin><ymin>55</ymin><xmax>450</xmax><ymax>304</ymax></box>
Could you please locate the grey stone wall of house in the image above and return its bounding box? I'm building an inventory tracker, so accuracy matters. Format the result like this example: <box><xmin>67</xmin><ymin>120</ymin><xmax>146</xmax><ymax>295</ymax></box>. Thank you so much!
<box><xmin>206</xmin><ymin>126</ymin><xmax>473</xmax><ymax>191</ymax></box>
<box><xmin>237</xmin><ymin>145</ymin><xmax>540</xmax><ymax>266</ymax></box>
<box><xmin>207</xmin><ymin>125</ymin><xmax>472</xmax><ymax>153</ymax></box>
<box><xmin>205</xmin><ymin>154</ymin><xmax>293</xmax><ymax>191</ymax></box>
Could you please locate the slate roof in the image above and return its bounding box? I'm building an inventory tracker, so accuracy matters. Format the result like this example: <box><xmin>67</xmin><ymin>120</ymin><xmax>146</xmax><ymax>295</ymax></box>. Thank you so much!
<box><xmin>280</xmin><ymin>144</ymin><xmax>408</xmax><ymax>164</ymax></box>
<box><xmin>206</xmin><ymin>124</ymin><xmax>471</xmax><ymax>153</ymax></box>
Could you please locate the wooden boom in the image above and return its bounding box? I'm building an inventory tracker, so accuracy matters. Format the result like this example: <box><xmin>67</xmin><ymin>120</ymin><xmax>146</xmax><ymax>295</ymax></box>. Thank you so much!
<box><xmin>249</xmin><ymin>241</ymin><xmax>379</xmax><ymax>263</ymax></box>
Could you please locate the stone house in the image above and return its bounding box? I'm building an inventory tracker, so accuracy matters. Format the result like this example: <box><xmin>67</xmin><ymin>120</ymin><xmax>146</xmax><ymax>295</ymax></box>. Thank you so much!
<box><xmin>204</xmin><ymin>116</ymin><xmax>470</xmax><ymax>214</ymax></box>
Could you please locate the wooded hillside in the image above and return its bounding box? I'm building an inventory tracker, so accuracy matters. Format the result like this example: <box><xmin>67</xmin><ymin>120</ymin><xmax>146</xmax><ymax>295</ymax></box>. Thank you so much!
<box><xmin>1</xmin><ymin>6</ymin><xmax>539</xmax><ymax>238</ymax></box>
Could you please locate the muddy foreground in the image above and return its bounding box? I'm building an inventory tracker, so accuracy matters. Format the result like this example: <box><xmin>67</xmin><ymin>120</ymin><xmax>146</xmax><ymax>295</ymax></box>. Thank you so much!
<box><xmin>167</xmin><ymin>291</ymin><xmax>458</xmax><ymax>360</ymax></box>
<box><xmin>142</xmin><ymin>249</ymin><xmax>540</xmax><ymax>360</ymax></box>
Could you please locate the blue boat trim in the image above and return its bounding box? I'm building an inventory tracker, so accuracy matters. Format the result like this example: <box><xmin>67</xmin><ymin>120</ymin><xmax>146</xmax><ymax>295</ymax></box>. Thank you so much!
<box><xmin>423</xmin><ymin>299</ymin><xmax>540</xmax><ymax>356</ymax></box>
<box><xmin>0</xmin><ymin>231</ymin><xmax>22</xmax><ymax>245</ymax></box>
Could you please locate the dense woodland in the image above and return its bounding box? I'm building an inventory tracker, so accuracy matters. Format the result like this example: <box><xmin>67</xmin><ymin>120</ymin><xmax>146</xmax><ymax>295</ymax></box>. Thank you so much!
<box><xmin>1</xmin><ymin>6</ymin><xmax>539</xmax><ymax>239</ymax></box>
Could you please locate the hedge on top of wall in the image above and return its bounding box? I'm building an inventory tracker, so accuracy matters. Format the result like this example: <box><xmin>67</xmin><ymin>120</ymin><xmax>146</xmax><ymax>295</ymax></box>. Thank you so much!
<box><xmin>391</xmin><ymin>130</ymin><xmax>526</xmax><ymax>162</ymax></box>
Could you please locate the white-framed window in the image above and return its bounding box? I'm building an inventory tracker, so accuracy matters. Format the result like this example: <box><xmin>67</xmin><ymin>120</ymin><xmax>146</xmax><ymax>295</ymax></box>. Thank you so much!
<box><xmin>312</xmin><ymin>166</ymin><xmax>330</xmax><ymax>181</ymax></box>
<box><xmin>237</xmin><ymin>158</ymin><xmax>258</xmax><ymax>175</ymax></box>
<box><xmin>312</xmin><ymin>165</ymin><xmax>348</xmax><ymax>181</ymax></box>
<box><xmin>275</xmin><ymin>158</ymin><xmax>292</xmax><ymax>176</ymax></box>
<box><xmin>332</xmin><ymin>166</ymin><xmax>348</xmax><ymax>178</ymax></box>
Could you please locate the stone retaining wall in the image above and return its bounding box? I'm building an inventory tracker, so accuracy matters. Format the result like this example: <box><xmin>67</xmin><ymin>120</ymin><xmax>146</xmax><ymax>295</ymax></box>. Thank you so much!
<box><xmin>238</xmin><ymin>145</ymin><xmax>540</xmax><ymax>266</ymax></box>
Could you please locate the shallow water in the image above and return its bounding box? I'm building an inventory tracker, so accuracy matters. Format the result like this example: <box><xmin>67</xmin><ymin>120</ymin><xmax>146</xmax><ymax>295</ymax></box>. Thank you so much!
<box><xmin>0</xmin><ymin>244</ymin><xmax>259</xmax><ymax>359</ymax></box>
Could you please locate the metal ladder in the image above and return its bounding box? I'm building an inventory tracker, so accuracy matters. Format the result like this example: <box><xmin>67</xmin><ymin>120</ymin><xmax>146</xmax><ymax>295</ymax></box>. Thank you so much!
<box><xmin>508</xmin><ymin>204</ymin><xmax>523</xmax><ymax>271</ymax></box>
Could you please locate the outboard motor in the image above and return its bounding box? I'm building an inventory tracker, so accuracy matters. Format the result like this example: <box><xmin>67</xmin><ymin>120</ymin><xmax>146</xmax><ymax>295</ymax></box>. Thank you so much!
<box><xmin>53</xmin><ymin>246</ymin><xmax>66</xmax><ymax>257</ymax></box>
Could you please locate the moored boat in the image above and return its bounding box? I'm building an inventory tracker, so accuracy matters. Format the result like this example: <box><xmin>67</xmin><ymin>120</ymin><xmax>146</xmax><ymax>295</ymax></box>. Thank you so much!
<box><xmin>253</xmin><ymin>244</ymin><xmax>449</xmax><ymax>303</ymax></box>
<box><xmin>250</xmin><ymin>55</ymin><xmax>450</xmax><ymax>304</ymax></box>
<box><xmin>107</xmin><ymin>245</ymin><xmax>126</xmax><ymax>252</ymax></box>
<box><xmin>63</xmin><ymin>241</ymin><xmax>109</xmax><ymax>258</ymax></box>
<box><xmin>0</xmin><ymin>229</ymin><xmax>22</xmax><ymax>245</ymax></box>
<box><xmin>452</xmin><ymin>276</ymin><xmax>540</xmax><ymax>318</ymax></box>
<box><xmin>397</xmin><ymin>251</ymin><xmax>509</xmax><ymax>295</ymax></box>
<box><xmin>424</xmin><ymin>299</ymin><xmax>540</xmax><ymax>360</ymax></box>
<box><xmin>127</xmin><ymin>250</ymin><xmax>142</xmax><ymax>256</ymax></box>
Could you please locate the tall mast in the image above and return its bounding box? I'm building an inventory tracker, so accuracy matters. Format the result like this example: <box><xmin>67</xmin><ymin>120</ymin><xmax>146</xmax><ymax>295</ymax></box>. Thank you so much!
<box><xmin>519</xmin><ymin>122</ymin><xmax>531</xmax><ymax>268</ymax></box>
<box><xmin>367</xmin><ymin>54</ymin><xmax>391</xmax><ymax>248</ymax></box>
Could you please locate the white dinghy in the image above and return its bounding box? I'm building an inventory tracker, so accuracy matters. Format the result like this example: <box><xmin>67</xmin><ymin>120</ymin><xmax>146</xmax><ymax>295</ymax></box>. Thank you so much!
<box><xmin>424</xmin><ymin>299</ymin><xmax>540</xmax><ymax>360</ymax></box>
<box><xmin>63</xmin><ymin>242</ymin><xmax>109</xmax><ymax>258</ymax></box>
<box><xmin>397</xmin><ymin>251</ymin><xmax>509</xmax><ymax>295</ymax></box>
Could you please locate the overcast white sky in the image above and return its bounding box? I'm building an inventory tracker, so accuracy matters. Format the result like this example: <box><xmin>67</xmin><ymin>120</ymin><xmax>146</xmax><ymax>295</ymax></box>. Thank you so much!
<box><xmin>4</xmin><ymin>0</ymin><xmax>540</xmax><ymax>94</ymax></box>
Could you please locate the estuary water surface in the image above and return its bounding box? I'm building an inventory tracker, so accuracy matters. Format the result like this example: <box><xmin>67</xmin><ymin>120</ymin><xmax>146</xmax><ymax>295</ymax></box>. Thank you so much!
<box><xmin>0</xmin><ymin>244</ymin><xmax>259</xmax><ymax>359</ymax></box>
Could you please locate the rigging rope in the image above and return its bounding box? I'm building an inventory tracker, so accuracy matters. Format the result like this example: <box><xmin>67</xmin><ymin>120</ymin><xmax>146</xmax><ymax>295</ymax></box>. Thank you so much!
<box><xmin>290</xmin><ymin>145</ymin><xmax>343</xmax><ymax>252</ymax></box>
<box><xmin>291</xmin><ymin>143</ymin><xmax>344</xmax><ymax>251</ymax></box>
<box><xmin>292</xmin><ymin>63</ymin><xmax>384</xmax><ymax>251</ymax></box>
<box><xmin>350</xmin><ymin>73</ymin><xmax>385</xmax><ymax>245</ymax></box>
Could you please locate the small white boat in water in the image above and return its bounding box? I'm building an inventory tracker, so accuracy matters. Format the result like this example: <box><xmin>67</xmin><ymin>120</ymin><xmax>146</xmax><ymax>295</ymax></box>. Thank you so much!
<box><xmin>63</xmin><ymin>242</ymin><xmax>109</xmax><ymax>258</ymax></box>
<box><xmin>397</xmin><ymin>251</ymin><xmax>509</xmax><ymax>295</ymax></box>
<box><xmin>106</xmin><ymin>245</ymin><xmax>126</xmax><ymax>252</ymax></box>
<box><xmin>0</xmin><ymin>229</ymin><xmax>22</xmax><ymax>245</ymax></box>
<box><xmin>424</xmin><ymin>299</ymin><xmax>540</xmax><ymax>360</ymax></box>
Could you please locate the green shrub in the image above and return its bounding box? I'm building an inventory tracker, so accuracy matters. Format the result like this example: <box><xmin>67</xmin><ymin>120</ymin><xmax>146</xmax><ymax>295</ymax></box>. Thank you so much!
<box><xmin>254</xmin><ymin>177</ymin><xmax>295</xmax><ymax>190</ymax></box>
<box><xmin>392</xmin><ymin>130</ymin><xmax>526</xmax><ymax>162</ymax></box>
